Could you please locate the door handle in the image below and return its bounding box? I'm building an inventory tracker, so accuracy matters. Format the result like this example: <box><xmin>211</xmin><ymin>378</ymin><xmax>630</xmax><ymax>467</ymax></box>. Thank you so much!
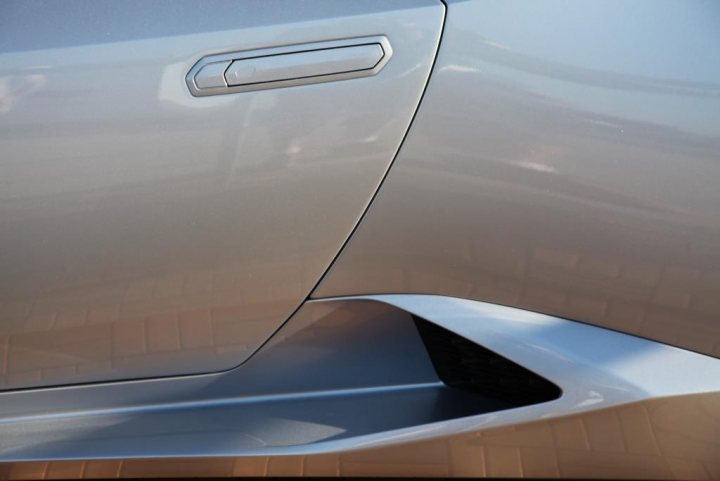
<box><xmin>224</xmin><ymin>44</ymin><xmax>384</xmax><ymax>86</ymax></box>
<box><xmin>187</xmin><ymin>36</ymin><xmax>391</xmax><ymax>97</ymax></box>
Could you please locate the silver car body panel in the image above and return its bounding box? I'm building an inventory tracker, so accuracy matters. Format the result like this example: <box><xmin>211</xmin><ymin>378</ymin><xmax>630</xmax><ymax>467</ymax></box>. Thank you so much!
<box><xmin>1</xmin><ymin>0</ymin><xmax>719</xmax><ymax>478</ymax></box>
<box><xmin>0</xmin><ymin>295</ymin><xmax>718</xmax><ymax>478</ymax></box>
<box><xmin>0</xmin><ymin>0</ymin><xmax>444</xmax><ymax>390</ymax></box>
<box><xmin>315</xmin><ymin>0</ymin><xmax>720</xmax><ymax>358</ymax></box>
<box><xmin>3</xmin><ymin>393</ymin><xmax>717</xmax><ymax>479</ymax></box>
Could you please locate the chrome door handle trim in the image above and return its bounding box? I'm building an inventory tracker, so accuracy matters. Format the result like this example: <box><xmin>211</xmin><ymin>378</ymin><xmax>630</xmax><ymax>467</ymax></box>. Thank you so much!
<box><xmin>186</xmin><ymin>36</ymin><xmax>392</xmax><ymax>97</ymax></box>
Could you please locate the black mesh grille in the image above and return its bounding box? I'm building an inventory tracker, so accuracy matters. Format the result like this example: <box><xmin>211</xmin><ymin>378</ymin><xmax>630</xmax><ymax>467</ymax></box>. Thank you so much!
<box><xmin>413</xmin><ymin>316</ymin><xmax>561</xmax><ymax>406</ymax></box>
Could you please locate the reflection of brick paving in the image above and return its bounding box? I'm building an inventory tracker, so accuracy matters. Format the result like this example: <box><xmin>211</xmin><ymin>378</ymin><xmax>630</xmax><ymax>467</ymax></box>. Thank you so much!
<box><xmin>321</xmin><ymin>238</ymin><xmax>720</xmax><ymax>359</ymax></box>
<box><xmin>314</xmin><ymin>58</ymin><xmax>720</xmax><ymax>360</ymax></box>
<box><xmin>1</xmin><ymin>393</ymin><xmax>718</xmax><ymax>479</ymax></box>
<box><xmin>315</xmin><ymin>166</ymin><xmax>720</xmax><ymax>359</ymax></box>
<box><xmin>0</xmin><ymin>263</ymin><xmax>300</xmax><ymax>389</ymax></box>
<box><xmin>466</xmin><ymin>243</ymin><xmax>718</xmax><ymax>356</ymax></box>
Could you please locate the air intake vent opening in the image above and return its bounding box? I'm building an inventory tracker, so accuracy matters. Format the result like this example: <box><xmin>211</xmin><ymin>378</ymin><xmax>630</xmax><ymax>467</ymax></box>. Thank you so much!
<box><xmin>413</xmin><ymin>316</ymin><xmax>561</xmax><ymax>407</ymax></box>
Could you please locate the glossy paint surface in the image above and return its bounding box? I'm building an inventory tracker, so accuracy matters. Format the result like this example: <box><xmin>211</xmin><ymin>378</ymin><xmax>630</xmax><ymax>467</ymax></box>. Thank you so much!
<box><xmin>0</xmin><ymin>295</ymin><xmax>718</xmax><ymax>478</ymax></box>
<box><xmin>0</xmin><ymin>0</ymin><xmax>444</xmax><ymax>389</ymax></box>
<box><xmin>316</xmin><ymin>0</ymin><xmax>720</xmax><ymax>357</ymax></box>
<box><xmin>1</xmin><ymin>393</ymin><xmax>717</xmax><ymax>479</ymax></box>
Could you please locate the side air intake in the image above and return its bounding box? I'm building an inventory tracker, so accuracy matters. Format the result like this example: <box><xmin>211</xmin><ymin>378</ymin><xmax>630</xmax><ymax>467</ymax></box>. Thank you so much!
<box><xmin>413</xmin><ymin>316</ymin><xmax>561</xmax><ymax>406</ymax></box>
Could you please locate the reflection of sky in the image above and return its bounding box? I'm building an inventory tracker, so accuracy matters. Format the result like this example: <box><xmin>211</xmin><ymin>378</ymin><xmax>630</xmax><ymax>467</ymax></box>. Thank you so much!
<box><xmin>462</xmin><ymin>0</ymin><xmax>720</xmax><ymax>81</ymax></box>
<box><xmin>474</xmin><ymin>57</ymin><xmax>720</xmax><ymax>137</ymax></box>
<box><xmin>449</xmin><ymin>0</ymin><xmax>720</xmax><ymax>136</ymax></box>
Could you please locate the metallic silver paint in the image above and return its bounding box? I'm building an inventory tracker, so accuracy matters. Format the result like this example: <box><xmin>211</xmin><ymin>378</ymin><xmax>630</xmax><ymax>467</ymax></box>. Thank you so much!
<box><xmin>315</xmin><ymin>0</ymin><xmax>720</xmax><ymax>358</ymax></box>
<box><xmin>1</xmin><ymin>1</ymin><xmax>718</xmax><ymax>477</ymax></box>
<box><xmin>0</xmin><ymin>0</ymin><xmax>445</xmax><ymax>389</ymax></box>
<box><xmin>2</xmin><ymin>393</ymin><xmax>717</xmax><ymax>479</ymax></box>
<box><xmin>0</xmin><ymin>295</ymin><xmax>718</xmax><ymax>478</ymax></box>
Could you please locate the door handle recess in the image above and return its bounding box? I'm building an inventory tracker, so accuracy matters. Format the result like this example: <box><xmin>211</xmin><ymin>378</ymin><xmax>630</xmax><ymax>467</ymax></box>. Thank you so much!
<box><xmin>187</xmin><ymin>36</ymin><xmax>392</xmax><ymax>97</ymax></box>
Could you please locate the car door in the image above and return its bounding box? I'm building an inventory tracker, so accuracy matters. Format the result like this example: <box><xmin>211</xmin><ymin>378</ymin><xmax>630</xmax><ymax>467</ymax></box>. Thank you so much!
<box><xmin>0</xmin><ymin>0</ymin><xmax>444</xmax><ymax>389</ymax></box>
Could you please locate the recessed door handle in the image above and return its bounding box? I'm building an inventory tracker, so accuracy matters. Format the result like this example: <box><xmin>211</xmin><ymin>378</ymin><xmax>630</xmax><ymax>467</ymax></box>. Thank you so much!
<box><xmin>225</xmin><ymin>44</ymin><xmax>384</xmax><ymax>86</ymax></box>
<box><xmin>187</xmin><ymin>36</ymin><xmax>392</xmax><ymax>97</ymax></box>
